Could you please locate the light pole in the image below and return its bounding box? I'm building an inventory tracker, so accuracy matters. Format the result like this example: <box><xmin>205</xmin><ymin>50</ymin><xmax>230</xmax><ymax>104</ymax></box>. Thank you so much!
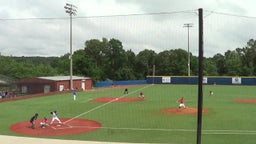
<box><xmin>183</xmin><ymin>23</ymin><xmax>193</xmax><ymax>76</ymax></box>
<box><xmin>64</xmin><ymin>3</ymin><xmax>77</xmax><ymax>90</ymax></box>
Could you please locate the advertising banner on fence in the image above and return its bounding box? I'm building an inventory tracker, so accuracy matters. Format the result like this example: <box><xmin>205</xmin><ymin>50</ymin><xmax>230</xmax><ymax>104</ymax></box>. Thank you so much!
<box><xmin>232</xmin><ymin>77</ymin><xmax>241</xmax><ymax>84</ymax></box>
<box><xmin>162</xmin><ymin>77</ymin><xmax>171</xmax><ymax>83</ymax></box>
<box><xmin>203</xmin><ymin>77</ymin><xmax>208</xmax><ymax>84</ymax></box>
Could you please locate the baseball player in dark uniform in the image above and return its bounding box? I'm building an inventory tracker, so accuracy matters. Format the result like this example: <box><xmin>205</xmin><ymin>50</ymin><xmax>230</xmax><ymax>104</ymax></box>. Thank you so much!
<box><xmin>124</xmin><ymin>88</ymin><xmax>128</xmax><ymax>94</ymax></box>
<box><xmin>30</xmin><ymin>113</ymin><xmax>38</xmax><ymax>129</ymax></box>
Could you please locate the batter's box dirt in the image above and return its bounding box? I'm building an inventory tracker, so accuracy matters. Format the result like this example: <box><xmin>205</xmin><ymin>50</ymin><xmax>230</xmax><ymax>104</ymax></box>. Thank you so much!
<box><xmin>10</xmin><ymin>118</ymin><xmax>101</xmax><ymax>136</ymax></box>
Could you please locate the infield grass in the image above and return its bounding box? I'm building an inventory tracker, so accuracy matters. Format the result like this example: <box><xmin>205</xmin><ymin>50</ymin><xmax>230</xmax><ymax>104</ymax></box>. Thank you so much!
<box><xmin>0</xmin><ymin>84</ymin><xmax>256</xmax><ymax>144</ymax></box>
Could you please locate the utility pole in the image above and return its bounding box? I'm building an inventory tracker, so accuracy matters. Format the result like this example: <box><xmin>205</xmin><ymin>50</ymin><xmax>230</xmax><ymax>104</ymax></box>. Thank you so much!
<box><xmin>183</xmin><ymin>23</ymin><xmax>193</xmax><ymax>76</ymax></box>
<box><xmin>64</xmin><ymin>3</ymin><xmax>77</xmax><ymax>90</ymax></box>
<box><xmin>197</xmin><ymin>8</ymin><xmax>203</xmax><ymax>144</ymax></box>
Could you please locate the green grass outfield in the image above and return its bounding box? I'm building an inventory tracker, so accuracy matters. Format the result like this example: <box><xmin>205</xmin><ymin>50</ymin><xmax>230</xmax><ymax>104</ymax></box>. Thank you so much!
<box><xmin>1</xmin><ymin>84</ymin><xmax>256</xmax><ymax>144</ymax></box>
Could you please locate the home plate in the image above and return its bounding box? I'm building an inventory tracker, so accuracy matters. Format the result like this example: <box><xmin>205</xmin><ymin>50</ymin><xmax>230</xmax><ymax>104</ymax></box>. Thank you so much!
<box><xmin>10</xmin><ymin>118</ymin><xmax>102</xmax><ymax>136</ymax></box>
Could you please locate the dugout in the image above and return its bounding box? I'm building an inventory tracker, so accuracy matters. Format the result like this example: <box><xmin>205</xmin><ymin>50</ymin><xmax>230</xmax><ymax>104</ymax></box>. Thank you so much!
<box><xmin>16</xmin><ymin>76</ymin><xmax>92</xmax><ymax>94</ymax></box>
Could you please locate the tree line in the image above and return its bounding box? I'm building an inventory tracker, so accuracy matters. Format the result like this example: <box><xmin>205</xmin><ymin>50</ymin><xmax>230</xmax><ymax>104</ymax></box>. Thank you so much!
<box><xmin>1</xmin><ymin>38</ymin><xmax>256</xmax><ymax>82</ymax></box>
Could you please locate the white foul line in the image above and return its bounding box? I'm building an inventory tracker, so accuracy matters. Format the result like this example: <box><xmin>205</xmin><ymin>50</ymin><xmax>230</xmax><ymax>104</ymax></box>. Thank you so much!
<box><xmin>64</xmin><ymin>85</ymin><xmax>152</xmax><ymax>124</ymax></box>
<box><xmin>51</xmin><ymin>124</ymin><xmax>256</xmax><ymax>135</ymax></box>
<box><xmin>80</xmin><ymin>98</ymin><xmax>92</xmax><ymax>103</ymax></box>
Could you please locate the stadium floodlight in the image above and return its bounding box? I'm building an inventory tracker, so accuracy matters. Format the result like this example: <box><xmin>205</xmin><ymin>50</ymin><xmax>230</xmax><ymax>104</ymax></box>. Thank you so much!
<box><xmin>183</xmin><ymin>23</ymin><xmax>193</xmax><ymax>76</ymax></box>
<box><xmin>64</xmin><ymin>3</ymin><xmax>77</xmax><ymax>90</ymax></box>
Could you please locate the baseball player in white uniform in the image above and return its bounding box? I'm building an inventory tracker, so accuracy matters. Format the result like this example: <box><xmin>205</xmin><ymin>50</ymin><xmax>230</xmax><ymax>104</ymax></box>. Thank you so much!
<box><xmin>50</xmin><ymin>110</ymin><xmax>62</xmax><ymax>125</ymax></box>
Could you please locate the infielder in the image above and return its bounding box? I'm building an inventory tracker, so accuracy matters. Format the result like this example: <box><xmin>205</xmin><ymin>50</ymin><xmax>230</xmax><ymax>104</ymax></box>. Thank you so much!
<box><xmin>124</xmin><ymin>88</ymin><xmax>128</xmax><ymax>94</ymax></box>
<box><xmin>50</xmin><ymin>110</ymin><xmax>62</xmax><ymax>125</ymax></box>
<box><xmin>139</xmin><ymin>92</ymin><xmax>145</xmax><ymax>98</ymax></box>
<box><xmin>209</xmin><ymin>91</ymin><xmax>214</xmax><ymax>96</ymax></box>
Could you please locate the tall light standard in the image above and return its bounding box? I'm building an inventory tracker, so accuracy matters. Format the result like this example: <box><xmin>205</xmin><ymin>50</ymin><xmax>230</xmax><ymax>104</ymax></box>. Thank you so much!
<box><xmin>64</xmin><ymin>3</ymin><xmax>77</xmax><ymax>90</ymax></box>
<box><xmin>183</xmin><ymin>23</ymin><xmax>193</xmax><ymax>76</ymax></box>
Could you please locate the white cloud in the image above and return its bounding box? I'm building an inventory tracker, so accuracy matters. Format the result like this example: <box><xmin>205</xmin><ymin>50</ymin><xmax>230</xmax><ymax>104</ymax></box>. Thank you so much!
<box><xmin>0</xmin><ymin>0</ymin><xmax>256</xmax><ymax>57</ymax></box>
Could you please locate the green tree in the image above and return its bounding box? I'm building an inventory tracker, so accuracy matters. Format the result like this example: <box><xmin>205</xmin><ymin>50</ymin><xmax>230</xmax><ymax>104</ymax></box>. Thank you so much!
<box><xmin>83</xmin><ymin>38</ymin><xmax>107</xmax><ymax>81</ymax></box>
<box><xmin>170</xmin><ymin>49</ymin><xmax>188</xmax><ymax>75</ymax></box>
<box><xmin>135</xmin><ymin>49</ymin><xmax>156</xmax><ymax>78</ymax></box>
<box><xmin>155</xmin><ymin>49</ymin><xmax>187</xmax><ymax>76</ymax></box>
<box><xmin>56</xmin><ymin>54</ymin><xmax>70</xmax><ymax>75</ymax></box>
<box><xmin>212</xmin><ymin>53</ymin><xmax>226</xmax><ymax>76</ymax></box>
<box><xmin>155</xmin><ymin>50</ymin><xmax>173</xmax><ymax>75</ymax></box>
<box><xmin>0</xmin><ymin>56</ymin><xmax>19</xmax><ymax>78</ymax></box>
<box><xmin>72</xmin><ymin>49</ymin><xmax>88</xmax><ymax>76</ymax></box>
<box><xmin>124</xmin><ymin>50</ymin><xmax>137</xmax><ymax>80</ymax></box>
<box><xmin>224</xmin><ymin>50</ymin><xmax>242</xmax><ymax>76</ymax></box>
<box><xmin>105</xmin><ymin>38</ymin><xmax>129</xmax><ymax>80</ymax></box>
<box><xmin>236</xmin><ymin>39</ymin><xmax>256</xmax><ymax>76</ymax></box>
<box><xmin>204</xmin><ymin>58</ymin><xmax>218</xmax><ymax>76</ymax></box>
<box><xmin>190</xmin><ymin>55</ymin><xmax>198</xmax><ymax>75</ymax></box>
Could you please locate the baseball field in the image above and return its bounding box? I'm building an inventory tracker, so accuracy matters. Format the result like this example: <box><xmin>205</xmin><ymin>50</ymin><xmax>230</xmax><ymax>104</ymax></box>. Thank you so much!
<box><xmin>1</xmin><ymin>84</ymin><xmax>256</xmax><ymax>144</ymax></box>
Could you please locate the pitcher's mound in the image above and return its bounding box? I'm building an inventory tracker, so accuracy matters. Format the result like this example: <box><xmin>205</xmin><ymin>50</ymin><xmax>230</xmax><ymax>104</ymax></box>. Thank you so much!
<box><xmin>92</xmin><ymin>97</ymin><xmax>145</xmax><ymax>103</ymax></box>
<box><xmin>234</xmin><ymin>98</ymin><xmax>256</xmax><ymax>104</ymax></box>
<box><xmin>162</xmin><ymin>107</ymin><xmax>208</xmax><ymax>115</ymax></box>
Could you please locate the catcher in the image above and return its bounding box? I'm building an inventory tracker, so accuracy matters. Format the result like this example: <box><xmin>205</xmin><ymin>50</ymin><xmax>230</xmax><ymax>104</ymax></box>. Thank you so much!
<box><xmin>40</xmin><ymin>117</ymin><xmax>48</xmax><ymax>128</ymax></box>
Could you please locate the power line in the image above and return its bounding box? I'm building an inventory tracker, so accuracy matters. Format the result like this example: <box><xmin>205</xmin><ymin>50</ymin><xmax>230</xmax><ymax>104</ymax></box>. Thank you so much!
<box><xmin>205</xmin><ymin>10</ymin><xmax>256</xmax><ymax>19</ymax></box>
<box><xmin>1</xmin><ymin>9</ymin><xmax>255</xmax><ymax>21</ymax></box>
<box><xmin>0</xmin><ymin>17</ymin><xmax>67</xmax><ymax>21</ymax></box>
<box><xmin>0</xmin><ymin>9</ymin><xmax>197</xmax><ymax>21</ymax></box>
<box><xmin>75</xmin><ymin>9</ymin><xmax>197</xmax><ymax>19</ymax></box>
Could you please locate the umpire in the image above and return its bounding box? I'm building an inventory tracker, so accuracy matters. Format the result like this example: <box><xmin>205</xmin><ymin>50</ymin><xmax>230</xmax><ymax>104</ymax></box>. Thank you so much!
<box><xmin>30</xmin><ymin>113</ymin><xmax>38</xmax><ymax>129</ymax></box>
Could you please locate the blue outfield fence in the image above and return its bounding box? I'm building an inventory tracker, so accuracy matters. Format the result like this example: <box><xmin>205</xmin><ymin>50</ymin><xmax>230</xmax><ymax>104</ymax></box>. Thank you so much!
<box><xmin>95</xmin><ymin>76</ymin><xmax>256</xmax><ymax>87</ymax></box>
<box><xmin>146</xmin><ymin>76</ymin><xmax>256</xmax><ymax>85</ymax></box>
<box><xmin>114</xmin><ymin>80</ymin><xmax>147</xmax><ymax>85</ymax></box>
<box><xmin>95</xmin><ymin>81</ymin><xmax>113</xmax><ymax>87</ymax></box>
<box><xmin>95</xmin><ymin>80</ymin><xmax>147</xmax><ymax>87</ymax></box>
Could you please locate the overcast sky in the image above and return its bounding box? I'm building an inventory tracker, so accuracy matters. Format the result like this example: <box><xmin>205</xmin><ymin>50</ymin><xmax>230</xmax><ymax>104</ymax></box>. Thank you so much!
<box><xmin>0</xmin><ymin>0</ymin><xmax>256</xmax><ymax>57</ymax></box>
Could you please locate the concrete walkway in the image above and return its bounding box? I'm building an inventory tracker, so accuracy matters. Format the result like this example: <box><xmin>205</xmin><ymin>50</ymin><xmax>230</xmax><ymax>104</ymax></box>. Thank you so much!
<box><xmin>0</xmin><ymin>135</ymin><xmax>144</xmax><ymax>144</ymax></box>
